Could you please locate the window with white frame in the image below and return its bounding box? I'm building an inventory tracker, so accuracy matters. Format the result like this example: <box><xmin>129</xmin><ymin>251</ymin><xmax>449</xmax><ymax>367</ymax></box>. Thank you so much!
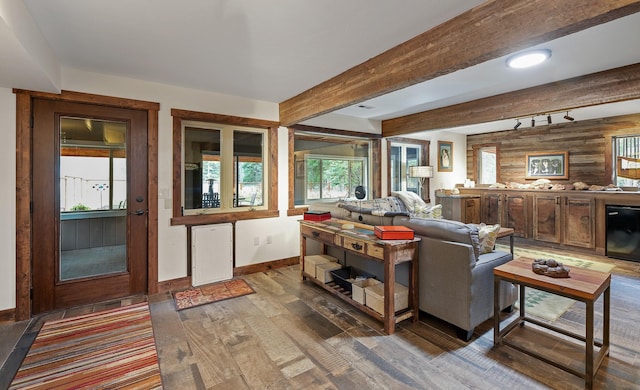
<box><xmin>294</xmin><ymin>133</ymin><xmax>370</xmax><ymax>205</ymax></box>
<box><xmin>389</xmin><ymin>143</ymin><xmax>421</xmax><ymax>195</ymax></box>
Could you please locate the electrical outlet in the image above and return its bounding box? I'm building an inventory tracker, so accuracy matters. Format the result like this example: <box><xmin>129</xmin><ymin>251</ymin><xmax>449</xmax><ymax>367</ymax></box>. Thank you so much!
<box><xmin>266</xmin><ymin>235</ymin><xmax>272</xmax><ymax>244</ymax></box>
<box><xmin>253</xmin><ymin>237</ymin><xmax>260</xmax><ymax>246</ymax></box>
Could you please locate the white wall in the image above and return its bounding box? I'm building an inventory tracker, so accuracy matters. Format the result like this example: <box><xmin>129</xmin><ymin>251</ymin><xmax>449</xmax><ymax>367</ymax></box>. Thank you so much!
<box><xmin>0</xmin><ymin>87</ymin><xmax>16</xmax><ymax>311</ymax></box>
<box><xmin>0</xmin><ymin>69</ymin><xmax>310</xmax><ymax>311</ymax></box>
<box><xmin>429</xmin><ymin>131</ymin><xmax>468</xmax><ymax>199</ymax></box>
<box><xmin>0</xmin><ymin>69</ymin><xmax>470</xmax><ymax>312</ymax></box>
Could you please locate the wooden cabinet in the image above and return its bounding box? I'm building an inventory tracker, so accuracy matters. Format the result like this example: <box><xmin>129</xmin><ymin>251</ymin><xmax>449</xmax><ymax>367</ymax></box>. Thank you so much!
<box><xmin>459</xmin><ymin>187</ymin><xmax>640</xmax><ymax>255</ymax></box>
<box><xmin>533</xmin><ymin>194</ymin><xmax>562</xmax><ymax>243</ymax></box>
<box><xmin>564</xmin><ymin>197</ymin><xmax>595</xmax><ymax>248</ymax></box>
<box><xmin>504</xmin><ymin>194</ymin><xmax>528</xmax><ymax>238</ymax></box>
<box><xmin>533</xmin><ymin>195</ymin><xmax>595</xmax><ymax>248</ymax></box>
<box><xmin>436</xmin><ymin>195</ymin><xmax>480</xmax><ymax>224</ymax></box>
<box><xmin>479</xmin><ymin>192</ymin><xmax>527</xmax><ymax>237</ymax></box>
<box><xmin>483</xmin><ymin>192</ymin><xmax>503</xmax><ymax>225</ymax></box>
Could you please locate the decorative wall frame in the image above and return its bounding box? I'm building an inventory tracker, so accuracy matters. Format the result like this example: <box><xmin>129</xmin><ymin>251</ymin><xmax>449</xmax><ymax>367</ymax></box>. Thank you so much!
<box><xmin>438</xmin><ymin>141</ymin><xmax>453</xmax><ymax>172</ymax></box>
<box><xmin>525</xmin><ymin>151</ymin><xmax>568</xmax><ymax>179</ymax></box>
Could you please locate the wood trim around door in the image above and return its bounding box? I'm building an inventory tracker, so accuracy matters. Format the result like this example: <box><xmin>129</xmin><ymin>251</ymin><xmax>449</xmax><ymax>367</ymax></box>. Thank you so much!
<box><xmin>13</xmin><ymin>89</ymin><xmax>159</xmax><ymax>320</ymax></box>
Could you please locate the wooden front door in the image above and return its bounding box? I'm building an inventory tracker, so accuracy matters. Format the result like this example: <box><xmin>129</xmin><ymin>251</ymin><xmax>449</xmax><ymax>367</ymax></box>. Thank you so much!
<box><xmin>31</xmin><ymin>98</ymin><xmax>148</xmax><ymax>314</ymax></box>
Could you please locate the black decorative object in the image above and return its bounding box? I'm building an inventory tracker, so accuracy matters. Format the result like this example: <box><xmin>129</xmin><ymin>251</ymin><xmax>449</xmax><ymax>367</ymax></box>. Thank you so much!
<box><xmin>355</xmin><ymin>185</ymin><xmax>366</xmax><ymax>200</ymax></box>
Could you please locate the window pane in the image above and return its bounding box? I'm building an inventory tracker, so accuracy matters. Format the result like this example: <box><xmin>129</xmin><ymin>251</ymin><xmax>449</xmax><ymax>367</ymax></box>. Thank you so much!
<box><xmin>234</xmin><ymin>131</ymin><xmax>264</xmax><ymax>207</ymax></box>
<box><xmin>184</xmin><ymin>126</ymin><xmax>221</xmax><ymax>210</ymax></box>
<box><xmin>390</xmin><ymin>143</ymin><xmax>421</xmax><ymax>194</ymax></box>
<box><xmin>390</xmin><ymin>146</ymin><xmax>401</xmax><ymax>192</ymax></box>
<box><xmin>294</xmin><ymin>134</ymin><xmax>369</xmax><ymax>205</ymax></box>
<box><xmin>478</xmin><ymin>146</ymin><xmax>497</xmax><ymax>184</ymax></box>
<box><xmin>614</xmin><ymin>135</ymin><xmax>640</xmax><ymax>187</ymax></box>
<box><xmin>406</xmin><ymin>146</ymin><xmax>420</xmax><ymax>194</ymax></box>
<box><xmin>59</xmin><ymin>117</ymin><xmax>127</xmax><ymax>281</ymax></box>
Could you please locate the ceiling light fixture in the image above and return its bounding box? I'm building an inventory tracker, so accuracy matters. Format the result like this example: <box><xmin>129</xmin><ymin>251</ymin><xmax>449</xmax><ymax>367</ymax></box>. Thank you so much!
<box><xmin>547</xmin><ymin>114</ymin><xmax>552</xmax><ymax>124</ymax></box>
<box><xmin>531</xmin><ymin>117</ymin><xmax>536</xmax><ymax>127</ymax></box>
<box><xmin>564</xmin><ymin>111</ymin><xmax>575</xmax><ymax>121</ymax></box>
<box><xmin>514</xmin><ymin>119</ymin><xmax>521</xmax><ymax>130</ymax></box>
<box><xmin>506</xmin><ymin>49</ymin><xmax>552</xmax><ymax>69</ymax></box>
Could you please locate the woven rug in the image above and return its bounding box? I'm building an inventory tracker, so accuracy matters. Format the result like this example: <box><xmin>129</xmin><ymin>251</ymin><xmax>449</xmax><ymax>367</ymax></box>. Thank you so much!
<box><xmin>10</xmin><ymin>302</ymin><xmax>162</xmax><ymax>389</ymax></box>
<box><xmin>496</xmin><ymin>244</ymin><xmax>616</xmax><ymax>322</ymax></box>
<box><xmin>173</xmin><ymin>279</ymin><xmax>255</xmax><ymax>311</ymax></box>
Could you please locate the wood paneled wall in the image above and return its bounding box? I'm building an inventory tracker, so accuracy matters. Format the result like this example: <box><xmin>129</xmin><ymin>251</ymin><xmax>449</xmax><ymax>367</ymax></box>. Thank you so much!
<box><xmin>466</xmin><ymin>113</ymin><xmax>640</xmax><ymax>186</ymax></box>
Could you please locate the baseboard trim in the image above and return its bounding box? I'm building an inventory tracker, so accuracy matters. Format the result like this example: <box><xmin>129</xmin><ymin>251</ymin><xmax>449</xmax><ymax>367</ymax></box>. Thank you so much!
<box><xmin>156</xmin><ymin>257</ymin><xmax>300</xmax><ymax>293</ymax></box>
<box><xmin>156</xmin><ymin>276</ymin><xmax>192</xmax><ymax>294</ymax></box>
<box><xmin>0</xmin><ymin>308</ymin><xmax>16</xmax><ymax>323</ymax></box>
<box><xmin>234</xmin><ymin>257</ymin><xmax>299</xmax><ymax>276</ymax></box>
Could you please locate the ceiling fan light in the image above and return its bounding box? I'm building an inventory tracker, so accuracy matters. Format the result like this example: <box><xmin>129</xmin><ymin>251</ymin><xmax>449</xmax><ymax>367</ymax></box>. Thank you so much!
<box><xmin>506</xmin><ymin>49</ymin><xmax>552</xmax><ymax>69</ymax></box>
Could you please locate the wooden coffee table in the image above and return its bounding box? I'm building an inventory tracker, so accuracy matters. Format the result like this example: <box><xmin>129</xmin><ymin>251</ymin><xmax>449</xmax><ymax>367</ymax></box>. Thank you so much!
<box><xmin>493</xmin><ymin>257</ymin><xmax>611</xmax><ymax>390</ymax></box>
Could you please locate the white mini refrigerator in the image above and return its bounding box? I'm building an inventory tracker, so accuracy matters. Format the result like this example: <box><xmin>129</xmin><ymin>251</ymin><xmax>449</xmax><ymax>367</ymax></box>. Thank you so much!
<box><xmin>191</xmin><ymin>223</ymin><xmax>233</xmax><ymax>286</ymax></box>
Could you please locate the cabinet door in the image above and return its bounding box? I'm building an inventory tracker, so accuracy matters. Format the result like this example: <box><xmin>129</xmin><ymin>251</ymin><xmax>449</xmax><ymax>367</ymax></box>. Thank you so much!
<box><xmin>483</xmin><ymin>193</ymin><xmax>502</xmax><ymax>225</ymax></box>
<box><xmin>564</xmin><ymin>197</ymin><xmax>595</xmax><ymax>248</ymax></box>
<box><xmin>533</xmin><ymin>195</ymin><xmax>561</xmax><ymax>243</ymax></box>
<box><xmin>505</xmin><ymin>194</ymin><xmax>527</xmax><ymax>237</ymax></box>
<box><xmin>464</xmin><ymin>198</ymin><xmax>481</xmax><ymax>224</ymax></box>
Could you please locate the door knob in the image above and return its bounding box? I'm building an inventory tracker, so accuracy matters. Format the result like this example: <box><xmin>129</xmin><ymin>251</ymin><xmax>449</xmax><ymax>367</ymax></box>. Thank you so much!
<box><xmin>130</xmin><ymin>209</ymin><xmax>145</xmax><ymax>215</ymax></box>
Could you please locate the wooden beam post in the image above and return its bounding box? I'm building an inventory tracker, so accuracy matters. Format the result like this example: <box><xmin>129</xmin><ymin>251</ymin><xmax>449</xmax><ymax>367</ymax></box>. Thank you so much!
<box><xmin>279</xmin><ymin>0</ymin><xmax>640</xmax><ymax>127</ymax></box>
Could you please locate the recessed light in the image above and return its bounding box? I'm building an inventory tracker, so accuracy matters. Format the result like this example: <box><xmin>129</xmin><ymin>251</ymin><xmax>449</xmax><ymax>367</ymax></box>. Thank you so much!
<box><xmin>506</xmin><ymin>49</ymin><xmax>552</xmax><ymax>69</ymax></box>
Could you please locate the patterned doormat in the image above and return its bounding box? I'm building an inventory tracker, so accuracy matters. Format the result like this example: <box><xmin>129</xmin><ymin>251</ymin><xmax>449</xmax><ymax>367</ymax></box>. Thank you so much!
<box><xmin>172</xmin><ymin>279</ymin><xmax>255</xmax><ymax>311</ymax></box>
<box><xmin>10</xmin><ymin>302</ymin><xmax>162</xmax><ymax>389</ymax></box>
<box><xmin>496</xmin><ymin>245</ymin><xmax>615</xmax><ymax>322</ymax></box>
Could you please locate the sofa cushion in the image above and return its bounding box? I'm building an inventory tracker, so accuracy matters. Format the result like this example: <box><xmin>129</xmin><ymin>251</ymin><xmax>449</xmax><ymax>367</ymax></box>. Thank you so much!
<box><xmin>401</xmin><ymin>217</ymin><xmax>480</xmax><ymax>260</ymax></box>
<box><xmin>338</xmin><ymin>197</ymin><xmax>409</xmax><ymax>217</ymax></box>
<box><xmin>476</xmin><ymin>223</ymin><xmax>501</xmax><ymax>254</ymax></box>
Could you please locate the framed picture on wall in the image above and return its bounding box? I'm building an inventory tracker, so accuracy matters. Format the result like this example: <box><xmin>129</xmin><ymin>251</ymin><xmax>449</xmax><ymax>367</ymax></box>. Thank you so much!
<box><xmin>438</xmin><ymin>141</ymin><xmax>453</xmax><ymax>172</ymax></box>
<box><xmin>525</xmin><ymin>151</ymin><xmax>568</xmax><ymax>179</ymax></box>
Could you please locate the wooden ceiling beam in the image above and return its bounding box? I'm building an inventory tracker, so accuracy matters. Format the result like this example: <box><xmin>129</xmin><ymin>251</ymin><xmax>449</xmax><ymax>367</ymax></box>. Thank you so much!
<box><xmin>382</xmin><ymin>63</ymin><xmax>640</xmax><ymax>136</ymax></box>
<box><xmin>279</xmin><ymin>0</ymin><xmax>640</xmax><ymax>127</ymax></box>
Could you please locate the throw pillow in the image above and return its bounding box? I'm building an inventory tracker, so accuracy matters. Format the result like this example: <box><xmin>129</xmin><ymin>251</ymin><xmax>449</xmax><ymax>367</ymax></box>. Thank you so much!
<box><xmin>477</xmin><ymin>223</ymin><xmax>501</xmax><ymax>254</ymax></box>
<box><xmin>391</xmin><ymin>191</ymin><xmax>426</xmax><ymax>213</ymax></box>
<box><xmin>412</xmin><ymin>203</ymin><xmax>443</xmax><ymax>219</ymax></box>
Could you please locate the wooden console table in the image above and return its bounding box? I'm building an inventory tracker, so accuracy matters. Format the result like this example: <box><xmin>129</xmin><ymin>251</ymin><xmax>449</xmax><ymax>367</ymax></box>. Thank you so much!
<box><xmin>299</xmin><ymin>219</ymin><xmax>420</xmax><ymax>335</ymax></box>
<box><xmin>493</xmin><ymin>257</ymin><xmax>611</xmax><ymax>389</ymax></box>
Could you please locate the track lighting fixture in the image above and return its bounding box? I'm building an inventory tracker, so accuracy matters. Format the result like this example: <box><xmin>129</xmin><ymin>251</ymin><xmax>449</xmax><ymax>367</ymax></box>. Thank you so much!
<box><xmin>531</xmin><ymin>117</ymin><xmax>535</xmax><ymax>127</ymax></box>
<box><xmin>547</xmin><ymin>114</ymin><xmax>552</xmax><ymax>124</ymax></box>
<box><xmin>514</xmin><ymin>119</ymin><xmax>521</xmax><ymax>130</ymax></box>
<box><xmin>564</xmin><ymin>111</ymin><xmax>575</xmax><ymax>121</ymax></box>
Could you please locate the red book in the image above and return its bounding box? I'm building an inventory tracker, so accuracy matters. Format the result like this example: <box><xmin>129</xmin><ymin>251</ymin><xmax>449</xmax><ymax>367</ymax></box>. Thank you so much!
<box><xmin>304</xmin><ymin>211</ymin><xmax>331</xmax><ymax>221</ymax></box>
<box><xmin>374</xmin><ymin>225</ymin><xmax>415</xmax><ymax>240</ymax></box>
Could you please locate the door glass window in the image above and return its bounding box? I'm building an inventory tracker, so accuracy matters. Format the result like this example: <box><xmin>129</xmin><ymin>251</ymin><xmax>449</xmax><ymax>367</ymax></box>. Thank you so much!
<box><xmin>390</xmin><ymin>143</ymin><xmax>420</xmax><ymax>194</ymax></box>
<box><xmin>59</xmin><ymin>117</ymin><xmax>127</xmax><ymax>281</ymax></box>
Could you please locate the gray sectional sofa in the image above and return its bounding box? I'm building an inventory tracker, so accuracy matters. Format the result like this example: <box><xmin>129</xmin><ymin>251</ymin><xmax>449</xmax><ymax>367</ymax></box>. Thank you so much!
<box><xmin>307</xmin><ymin>196</ymin><xmax>518</xmax><ymax>341</ymax></box>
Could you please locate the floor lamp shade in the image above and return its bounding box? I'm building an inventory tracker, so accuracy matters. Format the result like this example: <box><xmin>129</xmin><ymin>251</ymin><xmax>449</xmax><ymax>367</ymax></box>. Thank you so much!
<box><xmin>409</xmin><ymin>166</ymin><xmax>433</xmax><ymax>180</ymax></box>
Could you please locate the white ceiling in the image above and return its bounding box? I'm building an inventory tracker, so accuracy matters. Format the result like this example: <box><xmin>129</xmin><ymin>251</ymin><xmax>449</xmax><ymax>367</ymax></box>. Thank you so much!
<box><xmin>6</xmin><ymin>1</ymin><xmax>640</xmax><ymax>134</ymax></box>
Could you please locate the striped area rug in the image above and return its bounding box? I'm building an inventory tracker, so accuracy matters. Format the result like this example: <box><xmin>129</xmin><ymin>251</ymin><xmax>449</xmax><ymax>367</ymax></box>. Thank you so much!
<box><xmin>10</xmin><ymin>302</ymin><xmax>162</xmax><ymax>389</ymax></box>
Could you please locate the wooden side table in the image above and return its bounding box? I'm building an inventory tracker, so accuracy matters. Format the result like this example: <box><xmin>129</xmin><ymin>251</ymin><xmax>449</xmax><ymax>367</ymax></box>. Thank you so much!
<box><xmin>299</xmin><ymin>219</ymin><xmax>420</xmax><ymax>335</ymax></box>
<box><xmin>493</xmin><ymin>257</ymin><xmax>611</xmax><ymax>389</ymax></box>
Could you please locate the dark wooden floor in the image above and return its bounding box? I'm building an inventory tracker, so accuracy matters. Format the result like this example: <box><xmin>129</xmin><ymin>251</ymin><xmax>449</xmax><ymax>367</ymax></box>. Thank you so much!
<box><xmin>2</xmin><ymin>240</ymin><xmax>640</xmax><ymax>389</ymax></box>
